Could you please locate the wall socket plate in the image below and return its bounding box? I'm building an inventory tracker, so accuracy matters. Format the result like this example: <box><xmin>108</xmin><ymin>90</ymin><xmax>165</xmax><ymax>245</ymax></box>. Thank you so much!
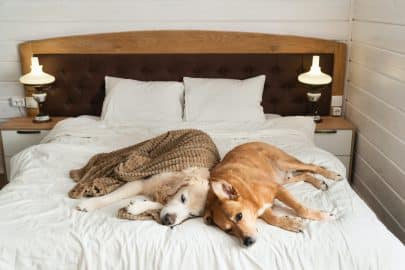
<box><xmin>331</xmin><ymin>106</ymin><xmax>342</xmax><ymax>116</ymax></box>
<box><xmin>9</xmin><ymin>97</ymin><xmax>25</xmax><ymax>107</ymax></box>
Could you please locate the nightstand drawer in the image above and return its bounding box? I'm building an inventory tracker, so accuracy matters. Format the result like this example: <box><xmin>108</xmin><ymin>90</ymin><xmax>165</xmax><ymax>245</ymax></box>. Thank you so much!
<box><xmin>314</xmin><ymin>130</ymin><xmax>353</xmax><ymax>155</ymax></box>
<box><xmin>1</xmin><ymin>130</ymin><xmax>48</xmax><ymax>156</ymax></box>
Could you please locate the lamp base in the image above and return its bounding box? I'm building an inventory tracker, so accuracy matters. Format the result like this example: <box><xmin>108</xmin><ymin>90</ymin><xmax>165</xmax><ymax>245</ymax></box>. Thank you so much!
<box><xmin>33</xmin><ymin>115</ymin><xmax>51</xmax><ymax>123</ymax></box>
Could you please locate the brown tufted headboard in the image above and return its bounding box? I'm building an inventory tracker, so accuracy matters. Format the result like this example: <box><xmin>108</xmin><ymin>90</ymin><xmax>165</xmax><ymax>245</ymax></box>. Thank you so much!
<box><xmin>19</xmin><ymin>31</ymin><xmax>347</xmax><ymax>117</ymax></box>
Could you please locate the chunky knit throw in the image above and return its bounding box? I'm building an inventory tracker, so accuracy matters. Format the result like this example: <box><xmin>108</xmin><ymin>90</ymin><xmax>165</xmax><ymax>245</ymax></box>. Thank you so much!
<box><xmin>68</xmin><ymin>129</ymin><xmax>220</xmax><ymax>199</ymax></box>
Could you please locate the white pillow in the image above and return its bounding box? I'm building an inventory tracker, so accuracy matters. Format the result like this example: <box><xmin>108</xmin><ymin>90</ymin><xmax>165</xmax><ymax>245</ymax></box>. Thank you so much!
<box><xmin>183</xmin><ymin>75</ymin><xmax>266</xmax><ymax>122</ymax></box>
<box><xmin>101</xmin><ymin>76</ymin><xmax>184</xmax><ymax>123</ymax></box>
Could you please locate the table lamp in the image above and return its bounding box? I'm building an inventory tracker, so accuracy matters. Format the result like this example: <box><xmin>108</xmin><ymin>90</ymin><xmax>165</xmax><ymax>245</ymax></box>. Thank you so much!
<box><xmin>298</xmin><ymin>55</ymin><xmax>332</xmax><ymax>123</ymax></box>
<box><xmin>19</xmin><ymin>57</ymin><xmax>55</xmax><ymax>123</ymax></box>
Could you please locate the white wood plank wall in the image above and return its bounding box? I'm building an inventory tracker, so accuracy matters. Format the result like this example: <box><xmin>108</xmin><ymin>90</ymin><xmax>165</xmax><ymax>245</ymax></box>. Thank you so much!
<box><xmin>0</xmin><ymin>0</ymin><xmax>351</xmax><ymax>121</ymax></box>
<box><xmin>347</xmin><ymin>0</ymin><xmax>405</xmax><ymax>242</ymax></box>
<box><xmin>0</xmin><ymin>0</ymin><xmax>352</xmax><ymax>174</ymax></box>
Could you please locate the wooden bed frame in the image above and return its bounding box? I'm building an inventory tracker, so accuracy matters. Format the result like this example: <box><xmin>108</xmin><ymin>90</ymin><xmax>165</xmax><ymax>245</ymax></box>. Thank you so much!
<box><xmin>18</xmin><ymin>30</ymin><xmax>347</xmax><ymax>116</ymax></box>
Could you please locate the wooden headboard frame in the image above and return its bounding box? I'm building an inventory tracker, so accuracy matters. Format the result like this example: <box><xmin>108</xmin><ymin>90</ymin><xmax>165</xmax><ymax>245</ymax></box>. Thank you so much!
<box><xmin>19</xmin><ymin>30</ymin><xmax>347</xmax><ymax>115</ymax></box>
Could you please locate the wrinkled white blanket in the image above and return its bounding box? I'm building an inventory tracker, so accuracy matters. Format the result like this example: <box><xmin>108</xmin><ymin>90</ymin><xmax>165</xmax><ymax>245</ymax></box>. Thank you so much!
<box><xmin>0</xmin><ymin>116</ymin><xmax>403</xmax><ymax>270</ymax></box>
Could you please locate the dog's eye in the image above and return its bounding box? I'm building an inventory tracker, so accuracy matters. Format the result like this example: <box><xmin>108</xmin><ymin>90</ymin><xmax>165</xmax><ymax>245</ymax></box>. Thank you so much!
<box><xmin>235</xmin><ymin>212</ymin><xmax>243</xmax><ymax>222</ymax></box>
<box><xmin>181</xmin><ymin>194</ymin><xmax>186</xmax><ymax>203</ymax></box>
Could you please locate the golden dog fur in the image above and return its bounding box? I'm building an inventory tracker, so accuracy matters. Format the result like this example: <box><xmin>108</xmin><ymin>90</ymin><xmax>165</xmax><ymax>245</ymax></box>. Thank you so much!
<box><xmin>203</xmin><ymin>142</ymin><xmax>342</xmax><ymax>247</ymax></box>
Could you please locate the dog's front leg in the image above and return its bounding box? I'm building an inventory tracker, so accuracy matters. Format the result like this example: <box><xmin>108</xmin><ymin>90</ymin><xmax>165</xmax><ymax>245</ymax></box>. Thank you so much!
<box><xmin>275</xmin><ymin>186</ymin><xmax>334</xmax><ymax>221</ymax></box>
<box><xmin>260</xmin><ymin>208</ymin><xmax>304</xmax><ymax>232</ymax></box>
<box><xmin>284</xmin><ymin>172</ymin><xmax>328</xmax><ymax>191</ymax></box>
<box><xmin>76</xmin><ymin>181</ymin><xmax>144</xmax><ymax>212</ymax></box>
<box><xmin>126</xmin><ymin>199</ymin><xmax>163</xmax><ymax>216</ymax></box>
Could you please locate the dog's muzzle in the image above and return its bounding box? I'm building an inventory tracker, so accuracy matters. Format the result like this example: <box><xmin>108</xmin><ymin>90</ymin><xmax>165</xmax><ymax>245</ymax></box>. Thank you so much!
<box><xmin>243</xmin><ymin>236</ymin><xmax>256</xmax><ymax>247</ymax></box>
<box><xmin>161</xmin><ymin>213</ymin><xmax>177</xmax><ymax>226</ymax></box>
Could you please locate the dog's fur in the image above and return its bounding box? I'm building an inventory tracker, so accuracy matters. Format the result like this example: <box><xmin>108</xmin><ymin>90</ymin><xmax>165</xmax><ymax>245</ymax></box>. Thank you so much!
<box><xmin>203</xmin><ymin>142</ymin><xmax>342</xmax><ymax>247</ymax></box>
<box><xmin>76</xmin><ymin>167</ymin><xmax>210</xmax><ymax>226</ymax></box>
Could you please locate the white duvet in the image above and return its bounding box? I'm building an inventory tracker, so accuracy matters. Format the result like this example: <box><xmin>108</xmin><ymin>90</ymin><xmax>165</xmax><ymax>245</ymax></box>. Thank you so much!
<box><xmin>0</xmin><ymin>116</ymin><xmax>403</xmax><ymax>270</ymax></box>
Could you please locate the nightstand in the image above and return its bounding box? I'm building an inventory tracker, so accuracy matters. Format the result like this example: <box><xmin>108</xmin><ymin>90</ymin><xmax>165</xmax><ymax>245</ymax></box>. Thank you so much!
<box><xmin>315</xmin><ymin>116</ymin><xmax>356</xmax><ymax>180</ymax></box>
<box><xmin>0</xmin><ymin>117</ymin><xmax>66</xmax><ymax>183</ymax></box>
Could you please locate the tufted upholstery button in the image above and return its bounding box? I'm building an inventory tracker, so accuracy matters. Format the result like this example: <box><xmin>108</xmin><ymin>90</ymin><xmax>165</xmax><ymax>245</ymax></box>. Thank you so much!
<box><xmin>217</xmin><ymin>67</ymin><xmax>229</xmax><ymax>75</ymax></box>
<box><xmin>243</xmin><ymin>66</ymin><xmax>254</xmax><ymax>74</ymax></box>
<box><xmin>192</xmin><ymin>67</ymin><xmax>202</xmax><ymax>73</ymax></box>
<box><xmin>271</xmin><ymin>66</ymin><xmax>281</xmax><ymax>73</ymax></box>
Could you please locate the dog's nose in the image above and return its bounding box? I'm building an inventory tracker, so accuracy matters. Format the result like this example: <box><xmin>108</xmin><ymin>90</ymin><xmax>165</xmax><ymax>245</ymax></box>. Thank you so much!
<box><xmin>243</xmin><ymin>237</ymin><xmax>256</xmax><ymax>247</ymax></box>
<box><xmin>162</xmin><ymin>213</ymin><xmax>177</xmax><ymax>226</ymax></box>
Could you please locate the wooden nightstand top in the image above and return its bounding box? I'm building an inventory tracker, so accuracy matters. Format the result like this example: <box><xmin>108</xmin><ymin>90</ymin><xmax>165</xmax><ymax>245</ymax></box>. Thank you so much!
<box><xmin>0</xmin><ymin>117</ymin><xmax>67</xmax><ymax>131</ymax></box>
<box><xmin>316</xmin><ymin>116</ymin><xmax>355</xmax><ymax>131</ymax></box>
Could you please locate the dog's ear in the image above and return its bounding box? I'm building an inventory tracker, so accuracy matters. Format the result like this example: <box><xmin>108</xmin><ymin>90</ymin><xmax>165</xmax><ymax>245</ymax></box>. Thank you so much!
<box><xmin>211</xmin><ymin>180</ymin><xmax>239</xmax><ymax>201</ymax></box>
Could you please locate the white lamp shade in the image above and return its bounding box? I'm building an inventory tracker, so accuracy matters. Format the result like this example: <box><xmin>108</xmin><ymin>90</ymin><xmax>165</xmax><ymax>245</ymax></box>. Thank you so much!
<box><xmin>298</xmin><ymin>55</ymin><xmax>332</xmax><ymax>85</ymax></box>
<box><xmin>19</xmin><ymin>57</ymin><xmax>55</xmax><ymax>85</ymax></box>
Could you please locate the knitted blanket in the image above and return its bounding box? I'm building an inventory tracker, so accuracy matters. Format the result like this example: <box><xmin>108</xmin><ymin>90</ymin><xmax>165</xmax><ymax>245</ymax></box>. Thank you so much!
<box><xmin>68</xmin><ymin>129</ymin><xmax>220</xmax><ymax>199</ymax></box>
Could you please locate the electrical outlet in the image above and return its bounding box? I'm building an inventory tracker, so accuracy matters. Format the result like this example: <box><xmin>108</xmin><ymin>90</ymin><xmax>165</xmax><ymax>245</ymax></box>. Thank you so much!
<box><xmin>9</xmin><ymin>97</ymin><xmax>26</xmax><ymax>107</ymax></box>
<box><xmin>331</xmin><ymin>106</ymin><xmax>342</xmax><ymax>116</ymax></box>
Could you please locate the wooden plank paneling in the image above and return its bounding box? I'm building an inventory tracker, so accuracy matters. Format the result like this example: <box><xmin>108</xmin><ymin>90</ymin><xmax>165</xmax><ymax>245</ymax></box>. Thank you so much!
<box><xmin>354</xmin><ymin>156</ymin><xmax>405</xmax><ymax>226</ymax></box>
<box><xmin>345</xmin><ymin>103</ymin><xmax>405</xmax><ymax>170</ymax></box>
<box><xmin>0</xmin><ymin>100</ymin><xmax>21</xmax><ymax>119</ymax></box>
<box><xmin>0</xmin><ymin>0</ymin><xmax>352</xmax><ymax>118</ymax></box>
<box><xmin>0</xmin><ymin>41</ymin><xmax>19</xmax><ymax>62</ymax></box>
<box><xmin>0</xmin><ymin>21</ymin><xmax>351</xmax><ymax>42</ymax></box>
<box><xmin>353</xmin><ymin>0</ymin><xmax>405</xmax><ymax>25</ymax></box>
<box><xmin>0</xmin><ymin>0</ymin><xmax>351</xmax><ymax>22</ymax></box>
<box><xmin>352</xmin><ymin>173</ymin><xmax>405</xmax><ymax>243</ymax></box>
<box><xmin>352</xmin><ymin>21</ymin><xmax>405</xmax><ymax>53</ymax></box>
<box><xmin>348</xmin><ymin>62</ymin><xmax>405</xmax><ymax>113</ymax></box>
<box><xmin>349</xmin><ymin>0</ymin><xmax>405</xmax><ymax>243</ymax></box>
<box><xmin>0</xmin><ymin>62</ymin><xmax>20</xmax><ymax>82</ymax></box>
<box><xmin>356</xmin><ymin>134</ymin><xmax>405</xmax><ymax>198</ymax></box>
<box><xmin>346</xmin><ymin>84</ymin><xmax>405</xmax><ymax>140</ymax></box>
<box><xmin>350</xmin><ymin>42</ymin><xmax>405</xmax><ymax>83</ymax></box>
<box><xmin>0</xmin><ymin>82</ymin><xmax>24</xmax><ymax>98</ymax></box>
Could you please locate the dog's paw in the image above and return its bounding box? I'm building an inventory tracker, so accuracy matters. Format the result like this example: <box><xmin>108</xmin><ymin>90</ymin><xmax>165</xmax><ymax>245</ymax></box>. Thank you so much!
<box><xmin>282</xmin><ymin>216</ymin><xmax>304</xmax><ymax>233</ymax></box>
<box><xmin>76</xmin><ymin>203</ymin><xmax>89</xmax><ymax>212</ymax></box>
<box><xmin>126</xmin><ymin>200</ymin><xmax>150</xmax><ymax>216</ymax></box>
<box><xmin>319</xmin><ymin>181</ymin><xmax>329</xmax><ymax>191</ymax></box>
<box><xmin>320</xmin><ymin>211</ymin><xmax>336</xmax><ymax>221</ymax></box>
<box><xmin>76</xmin><ymin>199</ymin><xmax>97</xmax><ymax>212</ymax></box>
<box><xmin>326</xmin><ymin>171</ymin><xmax>344</xmax><ymax>181</ymax></box>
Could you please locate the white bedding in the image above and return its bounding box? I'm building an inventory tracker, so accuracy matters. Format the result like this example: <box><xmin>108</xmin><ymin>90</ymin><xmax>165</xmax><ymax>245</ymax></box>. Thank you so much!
<box><xmin>0</xmin><ymin>116</ymin><xmax>404</xmax><ymax>270</ymax></box>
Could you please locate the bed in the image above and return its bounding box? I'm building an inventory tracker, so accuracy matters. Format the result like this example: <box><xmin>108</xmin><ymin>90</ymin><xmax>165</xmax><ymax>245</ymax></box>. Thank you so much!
<box><xmin>0</xmin><ymin>31</ymin><xmax>403</xmax><ymax>269</ymax></box>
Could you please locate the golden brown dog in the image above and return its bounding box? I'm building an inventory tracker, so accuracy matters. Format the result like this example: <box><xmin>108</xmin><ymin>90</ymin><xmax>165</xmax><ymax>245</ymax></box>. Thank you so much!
<box><xmin>203</xmin><ymin>142</ymin><xmax>342</xmax><ymax>247</ymax></box>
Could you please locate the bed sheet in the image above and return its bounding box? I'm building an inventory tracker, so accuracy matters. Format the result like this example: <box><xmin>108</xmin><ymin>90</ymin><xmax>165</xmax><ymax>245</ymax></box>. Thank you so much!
<box><xmin>0</xmin><ymin>116</ymin><xmax>403</xmax><ymax>270</ymax></box>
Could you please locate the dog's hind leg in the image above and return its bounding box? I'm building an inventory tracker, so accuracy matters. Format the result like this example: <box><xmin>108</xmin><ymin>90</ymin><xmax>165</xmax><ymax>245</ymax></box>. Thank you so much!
<box><xmin>260</xmin><ymin>208</ymin><xmax>304</xmax><ymax>232</ymax></box>
<box><xmin>275</xmin><ymin>186</ymin><xmax>334</xmax><ymax>221</ymax></box>
<box><xmin>284</xmin><ymin>172</ymin><xmax>328</xmax><ymax>191</ymax></box>
<box><xmin>76</xmin><ymin>181</ymin><xmax>144</xmax><ymax>212</ymax></box>
<box><xmin>278</xmin><ymin>159</ymin><xmax>343</xmax><ymax>181</ymax></box>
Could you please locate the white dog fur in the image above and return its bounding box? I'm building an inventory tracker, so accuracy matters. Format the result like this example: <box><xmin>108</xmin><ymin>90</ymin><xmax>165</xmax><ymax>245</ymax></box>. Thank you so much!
<box><xmin>76</xmin><ymin>167</ymin><xmax>210</xmax><ymax>226</ymax></box>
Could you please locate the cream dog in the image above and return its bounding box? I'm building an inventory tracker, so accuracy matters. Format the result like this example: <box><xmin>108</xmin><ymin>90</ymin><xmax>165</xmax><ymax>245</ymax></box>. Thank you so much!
<box><xmin>76</xmin><ymin>167</ymin><xmax>210</xmax><ymax>226</ymax></box>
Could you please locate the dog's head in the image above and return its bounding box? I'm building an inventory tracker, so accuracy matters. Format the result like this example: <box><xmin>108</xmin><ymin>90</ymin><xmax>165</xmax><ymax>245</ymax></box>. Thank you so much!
<box><xmin>204</xmin><ymin>180</ymin><xmax>259</xmax><ymax>247</ymax></box>
<box><xmin>160</xmin><ymin>168</ymin><xmax>210</xmax><ymax>226</ymax></box>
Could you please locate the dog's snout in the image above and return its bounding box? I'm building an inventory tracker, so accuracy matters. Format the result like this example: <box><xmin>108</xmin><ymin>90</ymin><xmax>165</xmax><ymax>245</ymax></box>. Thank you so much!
<box><xmin>162</xmin><ymin>213</ymin><xmax>177</xmax><ymax>226</ymax></box>
<box><xmin>243</xmin><ymin>236</ymin><xmax>256</xmax><ymax>247</ymax></box>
